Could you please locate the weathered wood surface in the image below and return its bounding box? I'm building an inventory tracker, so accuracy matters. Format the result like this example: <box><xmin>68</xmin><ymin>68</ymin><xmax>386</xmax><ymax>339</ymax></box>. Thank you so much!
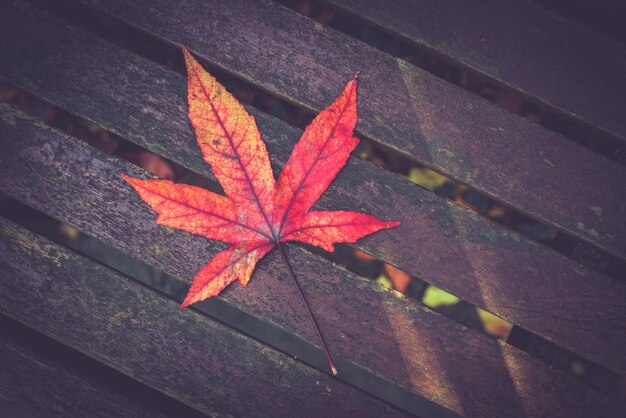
<box><xmin>0</xmin><ymin>218</ymin><xmax>405</xmax><ymax>417</ymax></box>
<box><xmin>0</xmin><ymin>316</ymin><xmax>204</xmax><ymax>418</ymax></box>
<box><xmin>327</xmin><ymin>0</ymin><xmax>626</xmax><ymax>145</ymax></box>
<box><xmin>1</xmin><ymin>1</ymin><xmax>624</xmax><ymax>375</ymax></box>
<box><xmin>1</xmin><ymin>105</ymin><xmax>624</xmax><ymax>417</ymax></box>
<box><xmin>71</xmin><ymin>0</ymin><xmax>626</xmax><ymax>261</ymax></box>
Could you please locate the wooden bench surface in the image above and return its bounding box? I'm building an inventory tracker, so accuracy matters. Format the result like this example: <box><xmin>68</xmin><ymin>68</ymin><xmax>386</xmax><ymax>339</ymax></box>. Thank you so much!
<box><xmin>327</xmin><ymin>0</ymin><xmax>626</xmax><ymax>145</ymax></box>
<box><xmin>76</xmin><ymin>0</ymin><xmax>626</xmax><ymax>262</ymax></box>
<box><xmin>6</xmin><ymin>102</ymin><xmax>620</xmax><ymax>416</ymax></box>
<box><xmin>0</xmin><ymin>315</ymin><xmax>206</xmax><ymax>418</ymax></box>
<box><xmin>0</xmin><ymin>0</ymin><xmax>624</xmax><ymax>416</ymax></box>
<box><xmin>1</xmin><ymin>1</ymin><xmax>625</xmax><ymax>376</ymax></box>
<box><xmin>0</xmin><ymin>218</ymin><xmax>403</xmax><ymax>417</ymax></box>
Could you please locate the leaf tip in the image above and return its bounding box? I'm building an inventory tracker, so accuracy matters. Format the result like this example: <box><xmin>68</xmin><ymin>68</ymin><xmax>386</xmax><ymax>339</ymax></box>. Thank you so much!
<box><xmin>119</xmin><ymin>173</ymin><xmax>148</xmax><ymax>191</ymax></box>
<box><xmin>331</xmin><ymin>364</ymin><xmax>338</xmax><ymax>376</ymax></box>
<box><xmin>179</xmin><ymin>298</ymin><xmax>193</xmax><ymax>309</ymax></box>
<box><xmin>181</xmin><ymin>45</ymin><xmax>196</xmax><ymax>69</ymax></box>
<box><xmin>180</xmin><ymin>290</ymin><xmax>199</xmax><ymax>309</ymax></box>
<box><xmin>119</xmin><ymin>172</ymin><xmax>135</xmax><ymax>185</ymax></box>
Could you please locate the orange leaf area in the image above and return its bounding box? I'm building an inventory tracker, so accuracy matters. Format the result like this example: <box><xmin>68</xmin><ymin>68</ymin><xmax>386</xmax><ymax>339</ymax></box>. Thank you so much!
<box><xmin>383</xmin><ymin>264</ymin><xmax>411</xmax><ymax>294</ymax></box>
<box><xmin>122</xmin><ymin>47</ymin><xmax>400</xmax><ymax>307</ymax></box>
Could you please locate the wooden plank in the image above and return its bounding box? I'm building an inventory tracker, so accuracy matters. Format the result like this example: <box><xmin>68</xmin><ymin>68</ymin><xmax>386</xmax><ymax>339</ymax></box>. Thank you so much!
<box><xmin>0</xmin><ymin>2</ymin><xmax>624</xmax><ymax>376</ymax></box>
<box><xmin>0</xmin><ymin>218</ymin><xmax>404</xmax><ymax>417</ymax></box>
<box><xmin>70</xmin><ymin>0</ymin><xmax>626</xmax><ymax>261</ymax></box>
<box><xmin>0</xmin><ymin>316</ymin><xmax>202</xmax><ymax>418</ymax></box>
<box><xmin>326</xmin><ymin>0</ymin><xmax>626</xmax><ymax>145</ymax></box>
<box><xmin>1</xmin><ymin>106</ymin><xmax>623</xmax><ymax>417</ymax></box>
<box><xmin>0</xmin><ymin>1</ymin><xmax>624</xmax><ymax>375</ymax></box>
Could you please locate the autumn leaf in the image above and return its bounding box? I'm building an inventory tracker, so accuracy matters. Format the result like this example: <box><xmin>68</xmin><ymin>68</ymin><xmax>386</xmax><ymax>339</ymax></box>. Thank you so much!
<box><xmin>121</xmin><ymin>47</ymin><xmax>400</xmax><ymax>374</ymax></box>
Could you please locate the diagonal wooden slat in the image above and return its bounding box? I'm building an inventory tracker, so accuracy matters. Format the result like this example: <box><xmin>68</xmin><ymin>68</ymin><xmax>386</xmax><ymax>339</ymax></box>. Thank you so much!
<box><xmin>0</xmin><ymin>315</ymin><xmax>203</xmax><ymax>418</ymax></box>
<box><xmin>0</xmin><ymin>0</ymin><xmax>624</xmax><ymax>375</ymax></box>
<box><xmin>0</xmin><ymin>218</ymin><xmax>406</xmax><ymax>417</ymax></box>
<box><xmin>72</xmin><ymin>0</ymin><xmax>626</xmax><ymax>261</ymax></box>
<box><xmin>1</xmin><ymin>103</ymin><xmax>624</xmax><ymax>417</ymax></box>
<box><xmin>326</xmin><ymin>0</ymin><xmax>626</xmax><ymax>145</ymax></box>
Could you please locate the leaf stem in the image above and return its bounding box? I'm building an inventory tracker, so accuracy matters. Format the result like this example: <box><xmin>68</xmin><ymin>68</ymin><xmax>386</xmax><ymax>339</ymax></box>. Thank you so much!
<box><xmin>276</xmin><ymin>242</ymin><xmax>338</xmax><ymax>376</ymax></box>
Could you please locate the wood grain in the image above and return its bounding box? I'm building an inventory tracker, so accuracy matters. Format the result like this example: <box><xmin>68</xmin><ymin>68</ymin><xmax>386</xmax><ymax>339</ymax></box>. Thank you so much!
<box><xmin>71</xmin><ymin>0</ymin><xmax>626</xmax><ymax>261</ymax></box>
<box><xmin>0</xmin><ymin>1</ymin><xmax>624</xmax><ymax>374</ymax></box>
<box><xmin>0</xmin><ymin>104</ymin><xmax>623</xmax><ymax>417</ymax></box>
<box><xmin>0</xmin><ymin>315</ymin><xmax>204</xmax><ymax>418</ymax></box>
<box><xmin>0</xmin><ymin>218</ymin><xmax>404</xmax><ymax>417</ymax></box>
<box><xmin>327</xmin><ymin>0</ymin><xmax>626</xmax><ymax>145</ymax></box>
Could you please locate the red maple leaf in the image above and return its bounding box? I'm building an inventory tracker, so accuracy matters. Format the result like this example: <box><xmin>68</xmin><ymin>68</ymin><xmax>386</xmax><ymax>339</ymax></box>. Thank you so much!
<box><xmin>122</xmin><ymin>47</ymin><xmax>400</xmax><ymax>374</ymax></box>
